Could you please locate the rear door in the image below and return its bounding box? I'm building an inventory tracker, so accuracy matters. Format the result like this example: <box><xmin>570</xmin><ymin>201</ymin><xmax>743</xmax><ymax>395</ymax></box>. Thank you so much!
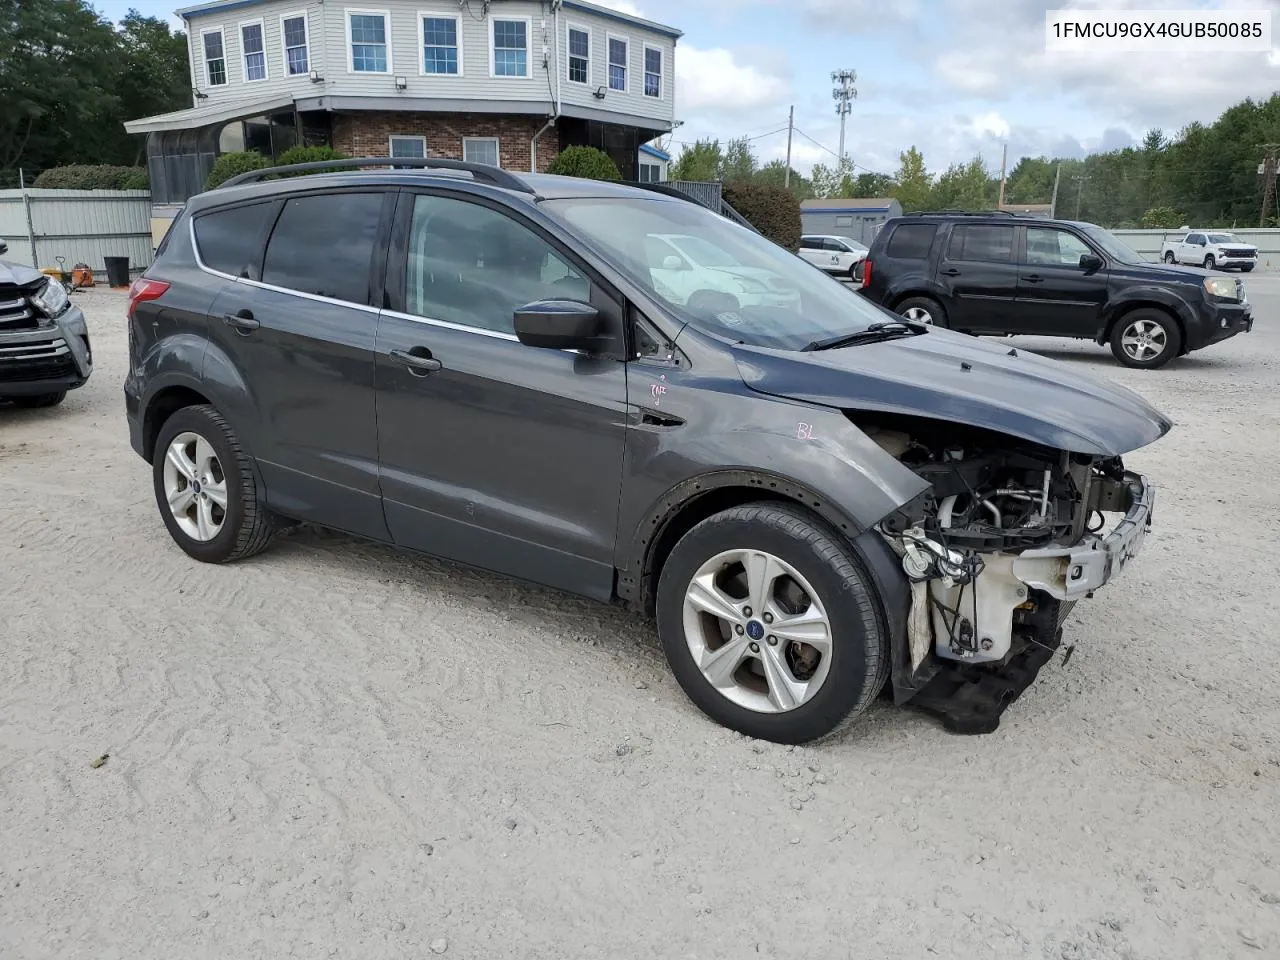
<box><xmin>1014</xmin><ymin>224</ymin><xmax>1109</xmax><ymax>336</ymax></box>
<box><xmin>935</xmin><ymin>222</ymin><xmax>1020</xmax><ymax>331</ymax></box>
<box><xmin>202</xmin><ymin>188</ymin><xmax>393</xmax><ymax>540</ymax></box>
<box><xmin>797</xmin><ymin>237</ymin><xmax>829</xmax><ymax>269</ymax></box>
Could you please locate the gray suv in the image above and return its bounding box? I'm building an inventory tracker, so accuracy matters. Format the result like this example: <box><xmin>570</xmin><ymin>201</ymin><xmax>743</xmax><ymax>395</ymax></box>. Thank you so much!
<box><xmin>125</xmin><ymin>158</ymin><xmax>1171</xmax><ymax>743</ymax></box>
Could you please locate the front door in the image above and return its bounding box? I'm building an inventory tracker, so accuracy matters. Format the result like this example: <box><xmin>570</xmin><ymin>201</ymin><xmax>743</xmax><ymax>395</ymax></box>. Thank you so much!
<box><xmin>201</xmin><ymin>188</ymin><xmax>393</xmax><ymax>540</ymax></box>
<box><xmin>935</xmin><ymin>222</ymin><xmax>1020</xmax><ymax>331</ymax></box>
<box><xmin>374</xmin><ymin>189</ymin><xmax>629</xmax><ymax>599</ymax></box>
<box><xmin>1015</xmin><ymin>225</ymin><xmax>1110</xmax><ymax>337</ymax></box>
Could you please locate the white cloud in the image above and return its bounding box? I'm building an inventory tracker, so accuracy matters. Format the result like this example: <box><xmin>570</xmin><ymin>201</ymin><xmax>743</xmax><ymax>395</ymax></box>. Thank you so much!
<box><xmin>675</xmin><ymin>43</ymin><xmax>790</xmax><ymax>113</ymax></box>
<box><xmin>589</xmin><ymin>0</ymin><xmax>647</xmax><ymax>16</ymax></box>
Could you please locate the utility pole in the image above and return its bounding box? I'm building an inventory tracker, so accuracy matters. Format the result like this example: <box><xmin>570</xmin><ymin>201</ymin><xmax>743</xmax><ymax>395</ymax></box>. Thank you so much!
<box><xmin>785</xmin><ymin>105</ymin><xmax>794</xmax><ymax>189</ymax></box>
<box><xmin>1072</xmin><ymin>174</ymin><xmax>1090</xmax><ymax>220</ymax></box>
<box><xmin>831</xmin><ymin>69</ymin><xmax>857</xmax><ymax>161</ymax></box>
<box><xmin>997</xmin><ymin>143</ymin><xmax>1008</xmax><ymax>208</ymax></box>
<box><xmin>1050</xmin><ymin>163</ymin><xmax>1062</xmax><ymax>218</ymax></box>
<box><xmin>1259</xmin><ymin>143</ymin><xmax>1280</xmax><ymax>227</ymax></box>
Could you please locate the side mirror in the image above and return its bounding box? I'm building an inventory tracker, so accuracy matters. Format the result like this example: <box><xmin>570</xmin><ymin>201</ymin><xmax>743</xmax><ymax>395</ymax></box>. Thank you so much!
<box><xmin>513</xmin><ymin>299</ymin><xmax>602</xmax><ymax>351</ymax></box>
<box><xmin>0</xmin><ymin>239</ymin><xmax>7</xmax><ymax>256</ymax></box>
<box><xmin>660</xmin><ymin>254</ymin><xmax>689</xmax><ymax>270</ymax></box>
<box><xmin>1079</xmin><ymin>253</ymin><xmax>1103</xmax><ymax>272</ymax></box>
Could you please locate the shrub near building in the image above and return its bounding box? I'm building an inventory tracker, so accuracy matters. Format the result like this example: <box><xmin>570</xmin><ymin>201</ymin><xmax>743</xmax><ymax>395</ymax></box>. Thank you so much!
<box><xmin>547</xmin><ymin>146</ymin><xmax>621</xmax><ymax>181</ymax></box>
<box><xmin>722</xmin><ymin>180</ymin><xmax>802</xmax><ymax>251</ymax></box>
<box><xmin>33</xmin><ymin>165</ymin><xmax>148</xmax><ymax>190</ymax></box>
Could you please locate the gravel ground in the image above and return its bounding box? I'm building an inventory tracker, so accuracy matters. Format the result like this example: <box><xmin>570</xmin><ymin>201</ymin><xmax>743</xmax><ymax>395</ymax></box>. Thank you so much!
<box><xmin>2</xmin><ymin>283</ymin><xmax>1278</xmax><ymax>960</ymax></box>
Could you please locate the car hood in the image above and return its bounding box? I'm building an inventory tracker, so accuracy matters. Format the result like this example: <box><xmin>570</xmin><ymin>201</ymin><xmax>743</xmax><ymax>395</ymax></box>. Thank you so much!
<box><xmin>0</xmin><ymin>257</ymin><xmax>46</xmax><ymax>288</ymax></box>
<box><xmin>733</xmin><ymin>328</ymin><xmax>1173</xmax><ymax>457</ymax></box>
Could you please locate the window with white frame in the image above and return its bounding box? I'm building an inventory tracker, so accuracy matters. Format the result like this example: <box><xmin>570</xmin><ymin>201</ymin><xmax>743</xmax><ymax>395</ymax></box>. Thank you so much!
<box><xmin>202</xmin><ymin>29</ymin><xmax>227</xmax><ymax>86</ymax></box>
<box><xmin>282</xmin><ymin>13</ymin><xmax>309</xmax><ymax>76</ymax></box>
<box><xmin>241</xmin><ymin>20</ymin><xmax>267</xmax><ymax>81</ymax></box>
<box><xmin>639</xmin><ymin>161</ymin><xmax>662</xmax><ymax>183</ymax></box>
<box><xmin>492</xmin><ymin>18</ymin><xmax>528</xmax><ymax>77</ymax></box>
<box><xmin>607</xmin><ymin>35</ymin><xmax>628</xmax><ymax>92</ymax></box>
<box><xmin>348</xmin><ymin>10</ymin><xmax>390</xmax><ymax>73</ymax></box>
<box><xmin>389</xmin><ymin>135</ymin><xmax>427</xmax><ymax>167</ymax></box>
<box><xmin>643</xmin><ymin>45</ymin><xmax>661</xmax><ymax>97</ymax></box>
<box><xmin>463</xmin><ymin>137</ymin><xmax>499</xmax><ymax>167</ymax></box>
<box><xmin>422</xmin><ymin>14</ymin><xmax>460</xmax><ymax>74</ymax></box>
<box><xmin>567</xmin><ymin>24</ymin><xmax>589</xmax><ymax>84</ymax></box>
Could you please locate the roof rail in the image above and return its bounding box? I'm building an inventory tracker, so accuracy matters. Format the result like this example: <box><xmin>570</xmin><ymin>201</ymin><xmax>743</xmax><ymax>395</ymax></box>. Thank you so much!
<box><xmin>909</xmin><ymin>209</ymin><xmax>1018</xmax><ymax>217</ymax></box>
<box><xmin>219</xmin><ymin>156</ymin><xmax>537</xmax><ymax>194</ymax></box>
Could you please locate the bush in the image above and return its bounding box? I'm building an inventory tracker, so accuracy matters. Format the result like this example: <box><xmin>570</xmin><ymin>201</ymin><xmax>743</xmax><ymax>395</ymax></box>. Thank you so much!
<box><xmin>121</xmin><ymin>170</ymin><xmax>150</xmax><ymax>191</ymax></box>
<box><xmin>33</xmin><ymin>165</ymin><xmax>147</xmax><ymax>190</ymax></box>
<box><xmin>722</xmin><ymin>180</ymin><xmax>802</xmax><ymax>250</ymax></box>
<box><xmin>1141</xmin><ymin>205</ymin><xmax>1184</xmax><ymax>229</ymax></box>
<box><xmin>205</xmin><ymin>151</ymin><xmax>269</xmax><ymax>189</ymax></box>
<box><xmin>274</xmin><ymin>145</ymin><xmax>349</xmax><ymax>176</ymax></box>
<box><xmin>547</xmin><ymin>146</ymin><xmax>621</xmax><ymax>181</ymax></box>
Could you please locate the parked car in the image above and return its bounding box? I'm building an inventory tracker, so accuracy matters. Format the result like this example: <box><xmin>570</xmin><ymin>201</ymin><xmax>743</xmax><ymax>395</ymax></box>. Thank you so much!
<box><xmin>646</xmin><ymin>232</ymin><xmax>802</xmax><ymax>313</ymax></box>
<box><xmin>798</xmin><ymin>234</ymin><xmax>868</xmax><ymax>279</ymax></box>
<box><xmin>1160</xmin><ymin>230</ymin><xmax>1256</xmax><ymax>271</ymax></box>
<box><xmin>125</xmin><ymin>158</ymin><xmax>1170</xmax><ymax>743</ymax></box>
<box><xmin>858</xmin><ymin>211</ymin><xmax>1253</xmax><ymax>369</ymax></box>
<box><xmin>0</xmin><ymin>238</ymin><xmax>93</xmax><ymax>408</ymax></box>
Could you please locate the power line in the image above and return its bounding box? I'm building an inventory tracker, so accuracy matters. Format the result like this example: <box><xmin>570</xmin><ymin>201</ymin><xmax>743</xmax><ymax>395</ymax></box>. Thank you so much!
<box><xmin>791</xmin><ymin>127</ymin><xmax>893</xmax><ymax>178</ymax></box>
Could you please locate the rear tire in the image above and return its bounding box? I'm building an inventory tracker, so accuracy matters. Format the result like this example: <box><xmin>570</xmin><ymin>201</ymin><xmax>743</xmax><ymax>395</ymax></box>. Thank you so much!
<box><xmin>1109</xmin><ymin>307</ymin><xmax>1181</xmax><ymax>369</ymax></box>
<box><xmin>655</xmin><ymin>503</ymin><xmax>890</xmax><ymax>744</ymax></box>
<box><xmin>152</xmin><ymin>404</ymin><xmax>278</xmax><ymax>563</ymax></box>
<box><xmin>895</xmin><ymin>295</ymin><xmax>948</xmax><ymax>328</ymax></box>
<box><xmin>1163</xmin><ymin>252</ymin><xmax>1176</xmax><ymax>264</ymax></box>
<box><xmin>7</xmin><ymin>391</ymin><xmax>67</xmax><ymax>408</ymax></box>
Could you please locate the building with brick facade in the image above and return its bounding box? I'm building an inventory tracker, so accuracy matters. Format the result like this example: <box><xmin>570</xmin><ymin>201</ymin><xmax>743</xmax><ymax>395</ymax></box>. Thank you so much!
<box><xmin>125</xmin><ymin>0</ymin><xmax>680</xmax><ymax>204</ymax></box>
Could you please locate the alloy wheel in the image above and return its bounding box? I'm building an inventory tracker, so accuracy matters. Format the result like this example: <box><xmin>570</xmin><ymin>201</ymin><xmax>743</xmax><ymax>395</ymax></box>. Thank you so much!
<box><xmin>681</xmin><ymin>549</ymin><xmax>834</xmax><ymax>714</ymax></box>
<box><xmin>162</xmin><ymin>431</ymin><xmax>228</xmax><ymax>541</ymax></box>
<box><xmin>901</xmin><ymin>306</ymin><xmax>933</xmax><ymax>324</ymax></box>
<box><xmin>1120</xmin><ymin>318</ymin><xmax>1168</xmax><ymax>363</ymax></box>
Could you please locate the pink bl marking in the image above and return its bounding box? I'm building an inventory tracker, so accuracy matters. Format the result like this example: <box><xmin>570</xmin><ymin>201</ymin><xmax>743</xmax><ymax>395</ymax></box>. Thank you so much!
<box><xmin>796</xmin><ymin>422</ymin><xmax>816</xmax><ymax>441</ymax></box>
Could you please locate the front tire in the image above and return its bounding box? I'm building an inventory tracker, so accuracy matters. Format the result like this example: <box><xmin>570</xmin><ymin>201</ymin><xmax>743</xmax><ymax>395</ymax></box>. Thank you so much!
<box><xmin>152</xmin><ymin>404</ymin><xmax>277</xmax><ymax>563</ymax></box>
<box><xmin>655</xmin><ymin>503</ymin><xmax>890</xmax><ymax>744</ymax></box>
<box><xmin>1242</xmin><ymin>264</ymin><xmax>1254</xmax><ymax>273</ymax></box>
<box><xmin>895</xmin><ymin>295</ymin><xmax>948</xmax><ymax>328</ymax></box>
<box><xmin>1110</xmin><ymin>308</ymin><xmax>1181</xmax><ymax>369</ymax></box>
<box><xmin>7</xmin><ymin>391</ymin><xmax>67</xmax><ymax>408</ymax></box>
<box><xmin>1204</xmin><ymin>254</ymin><xmax>1216</xmax><ymax>270</ymax></box>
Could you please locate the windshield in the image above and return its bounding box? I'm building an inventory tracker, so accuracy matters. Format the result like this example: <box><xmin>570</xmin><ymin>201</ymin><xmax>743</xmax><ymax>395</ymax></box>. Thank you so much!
<box><xmin>541</xmin><ymin>196</ymin><xmax>893</xmax><ymax>350</ymax></box>
<box><xmin>1078</xmin><ymin>224</ymin><xmax>1148</xmax><ymax>265</ymax></box>
<box><xmin>1207</xmin><ymin>233</ymin><xmax>1237</xmax><ymax>243</ymax></box>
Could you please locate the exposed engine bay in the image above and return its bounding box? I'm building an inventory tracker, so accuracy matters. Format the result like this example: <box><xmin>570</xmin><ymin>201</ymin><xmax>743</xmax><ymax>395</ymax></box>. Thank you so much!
<box><xmin>861</xmin><ymin>417</ymin><xmax>1149</xmax><ymax>675</ymax></box>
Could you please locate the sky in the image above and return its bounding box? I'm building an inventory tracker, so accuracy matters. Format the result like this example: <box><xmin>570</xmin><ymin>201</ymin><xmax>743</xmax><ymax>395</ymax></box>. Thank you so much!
<box><xmin>98</xmin><ymin>0</ymin><xmax>1280</xmax><ymax>180</ymax></box>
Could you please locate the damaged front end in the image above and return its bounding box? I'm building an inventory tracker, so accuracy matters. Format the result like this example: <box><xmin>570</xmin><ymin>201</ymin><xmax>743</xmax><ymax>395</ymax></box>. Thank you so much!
<box><xmin>861</xmin><ymin>417</ymin><xmax>1156</xmax><ymax>734</ymax></box>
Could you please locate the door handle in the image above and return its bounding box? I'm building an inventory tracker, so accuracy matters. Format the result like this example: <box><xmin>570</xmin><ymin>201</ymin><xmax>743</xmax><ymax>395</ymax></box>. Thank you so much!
<box><xmin>223</xmin><ymin>310</ymin><xmax>259</xmax><ymax>332</ymax></box>
<box><xmin>390</xmin><ymin>347</ymin><xmax>443</xmax><ymax>376</ymax></box>
<box><xmin>940</xmin><ymin>268</ymin><xmax>961</xmax><ymax>276</ymax></box>
<box><xmin>1024</xmin><ymin>274</ymin><xmax>1045</xmax><ymax>283</ymax></box>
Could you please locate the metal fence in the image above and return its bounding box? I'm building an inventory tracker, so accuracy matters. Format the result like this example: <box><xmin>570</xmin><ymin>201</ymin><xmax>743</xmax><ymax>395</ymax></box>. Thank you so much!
<box><xmin>0</xmin><ymin>189</ymin><xmax>154</xmax><ymax>279</ymax></box>
<box><xmin>668</xmin><ymin>180</ymin><xmax>724</xmax><ymax>210</ymax></box>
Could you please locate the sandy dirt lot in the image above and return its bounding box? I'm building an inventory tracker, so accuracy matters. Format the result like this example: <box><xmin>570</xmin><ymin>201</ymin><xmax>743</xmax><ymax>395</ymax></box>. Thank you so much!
<box><xmin>2</xmin><ymin>282</ymin><xmax>1278</xmax><ymax>960</ymax></box>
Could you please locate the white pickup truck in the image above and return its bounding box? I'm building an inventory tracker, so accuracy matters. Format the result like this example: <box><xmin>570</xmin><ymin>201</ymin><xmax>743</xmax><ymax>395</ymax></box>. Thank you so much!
<box><xmin>1160</xmin><ymin>230</ymin><xmax>1257</xmax><ymax>272</ymax></box>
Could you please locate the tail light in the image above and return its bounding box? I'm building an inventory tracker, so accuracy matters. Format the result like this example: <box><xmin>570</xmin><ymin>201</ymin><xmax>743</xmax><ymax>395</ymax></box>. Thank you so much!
<box><xmin>860</xmin><ymin>259</ymin><xmax>872</xmax><ymax>289</ymax></box>
<box><xmin>127</xmin><ymin>277</ymin><xmax>170</xmax><ymax>318</ymax></box>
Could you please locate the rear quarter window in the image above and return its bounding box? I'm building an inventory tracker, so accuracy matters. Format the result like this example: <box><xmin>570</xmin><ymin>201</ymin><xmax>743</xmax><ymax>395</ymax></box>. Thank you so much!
<box><xmin>884</xmin><ymin>223</ymin><xmax>937</xmax><ymax>259</ymax></box>
<box><xmin>193</xmin><ymin>201</ymin><xmax>278</xmax><ymax>278</ymax></box>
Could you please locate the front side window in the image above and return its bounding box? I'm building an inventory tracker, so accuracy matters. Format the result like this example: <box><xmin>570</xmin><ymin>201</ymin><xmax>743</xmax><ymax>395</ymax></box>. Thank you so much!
<box><xmin>349</xmin><ymin>11</ymin><xmax>389</xmax><ymax>73</ymax></box>
<box><xmin>203</xmin><ymin>30</ymin><xmax>227</xmax><ymax>86</ymax></box>
<box><xmin>1186</xmin><ymin>233</ymin><xmax>1205</xmax><ymax>245</ymax></box>
<box><xmin>463</xmin><ymin>137</ymin><xmax>499</xmax><ymax>167</ymax></box>
<box><xmin>608</xmin><ymin>36</ymin><xmax>628</xmax><ymax>91</ymax></box>
<box><xmin>282</xmin><ymin>14</ymin><xmax>309</xmax><ymax>75</ymax></box>
<box><xmin>241</xmin><ymin>21</ymin><xmax>267</xmax><ymax>82</ymax></box>
<box><xmin>947</xmin><ymin>224</ymin><xmax>1014</xmax><ymax>263</ymax></box>
<box><xmin>567</xmin><ymin>25</ymin><xmax>589</xmax><ymax>84</ymax></box>
<box><xmin>406</xmin><ymin>194</ymin><xmax>589</xmax><ymax>334</ymax></box>
<box><xmin>1025</xmin><ymin>227</ymin><xmax>1093</xmax><ymax>267</ymax></box>
<box><xmin>193</xmin><ymin>201</ymin><xmax>278</xmax><ymax>278</ymax></box>
<box><xmin>262</xmin><ymin>192</ymin><xmax>385</xmax><ymax>304</ymax></box>
<box><xmin>544</xmin><ymin>195</ymin><xmax>892</xmax><ymax>352</ymax></box>
<box><xmin>423</xmin><ymin>15</ymin><xmax>460</xmax><ymax>74</ymax></box>
<box><xmin>644</xmin><ymin>46</ymin><xmax>661</xmax><ymax>97</ymax></box>
<box><xmin>493</xmin><ymin>19</ymin><xmax>528</xmax><ymax>77</ymax></box>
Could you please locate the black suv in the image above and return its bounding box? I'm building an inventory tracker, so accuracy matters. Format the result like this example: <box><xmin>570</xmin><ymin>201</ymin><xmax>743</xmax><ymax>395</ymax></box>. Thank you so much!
<box><xmin>125</xmin><ymin>158</ymin><xmax>1171</xmax><ymax>742</ymax></box>
<box><xmin>857</xmin><ymin>211</ymin><xmax>1253</xmax><ymax>369</ymax></box>
<box><xmin>0</xmin><ymin>239</ymin><xmax>93</xmax><ymax>407</ymax></box>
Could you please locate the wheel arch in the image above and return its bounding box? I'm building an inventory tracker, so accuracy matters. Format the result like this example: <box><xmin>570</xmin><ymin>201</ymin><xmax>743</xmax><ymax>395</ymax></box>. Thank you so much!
<box><xmin>141</xmin><ymin>380</ymin><xmax>214</xmax><ymax>463</ymax></box>
<box><xmin>618</xmin><ymin>470</ymin><xmax>872</xmax><ymax>618</ymax></box>
<box><xmin>1098</xmin><ymin>295</ymin><xmax>1190</xmax><ymax>348</ymax></box>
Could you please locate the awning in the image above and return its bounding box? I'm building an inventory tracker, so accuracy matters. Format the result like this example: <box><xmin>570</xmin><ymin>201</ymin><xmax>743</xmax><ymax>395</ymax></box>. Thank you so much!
<box><xmin>124</xmin><ymin>94</ymin><xmax>297</xmax><ymax>134</ymax></box>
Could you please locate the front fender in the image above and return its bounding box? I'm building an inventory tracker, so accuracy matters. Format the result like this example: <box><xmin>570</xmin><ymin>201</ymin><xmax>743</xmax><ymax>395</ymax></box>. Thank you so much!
<box><xmin>1099</xmin><ymin>287</ymin><xmax>1200</xmax><ymax>343</ymax></box>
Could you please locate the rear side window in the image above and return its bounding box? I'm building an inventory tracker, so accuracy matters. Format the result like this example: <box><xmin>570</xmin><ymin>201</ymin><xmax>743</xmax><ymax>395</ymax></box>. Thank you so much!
<box><xmin>193</xmin><ymin>201</ymin><xmax>277</xmax><ymax>278</ymax></box>
<box><xmin>800</xmin><ymin>237</ymin><xmax>821</xmax><ymax>249</ymax></box>
<box><xmin>947</xmin><ymin>224</ymin><xmax>1014</xmax><ymax>263</ymax></box>
<box><xmin>885</xmin><ymin>223</ymin><xmax>936</xmax><ymax>259</ymax></box>
<box><xmin>261</xmin><ymin>192</ymin><xmax>384</xmax><ymax>304</ymax></box>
